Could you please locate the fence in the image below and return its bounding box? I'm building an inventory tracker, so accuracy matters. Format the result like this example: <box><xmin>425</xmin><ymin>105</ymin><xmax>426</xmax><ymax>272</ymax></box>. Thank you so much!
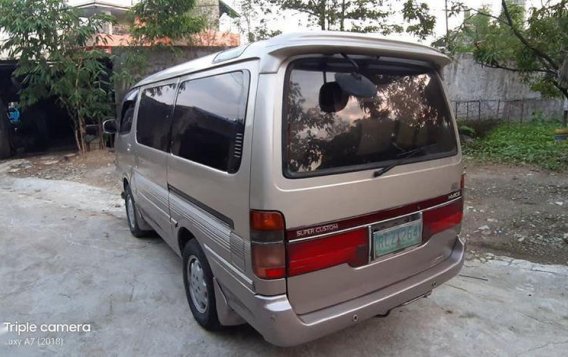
<box><xmin>452</xmin><ymin>98</ymin><xmax>564</xmax><ymax>122</ymax></box>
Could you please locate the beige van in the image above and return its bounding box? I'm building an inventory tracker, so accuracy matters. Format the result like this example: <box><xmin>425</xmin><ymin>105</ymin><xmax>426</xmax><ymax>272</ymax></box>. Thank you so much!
<box><xmin>104</xmin><ymin>32</ymin><xmax>465</xmax><ymax>346</ymax></box>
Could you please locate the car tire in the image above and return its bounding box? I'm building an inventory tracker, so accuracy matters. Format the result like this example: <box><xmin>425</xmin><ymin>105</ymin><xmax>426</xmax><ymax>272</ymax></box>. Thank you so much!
<box><xmin>124</xmin><ymin>185</ymin><xmax>152</xmax><ymax>238</ymax></box>
<box><xmin>182</xmin><ymin>239</ymin><xmax>221</xmax><ymax>331</ymax></box>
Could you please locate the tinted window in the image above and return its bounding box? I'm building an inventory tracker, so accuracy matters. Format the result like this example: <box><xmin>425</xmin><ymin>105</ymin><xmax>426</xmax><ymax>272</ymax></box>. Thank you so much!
<box><xmin>119</xmin><ymin>107</ymin><xmax>134</xmax><ymax>134</ymax></box>
<box><xmin>136</xmin><ymin>83</ymin><xmax>177</xmax><ymax>151</ymax></box>
<box><xmin>119</xmin><ymin>89</ymin><xmax>139</xmax><ymax>134</ymax></box>
<box><xmin>171</xmin><ymin>71</ymin><xmax>250</xmax><ymax>173</ymax></box>
<box><xmin>284</xmin><ymin>58</ymin><xmax>457</xmax><ymax>177</ymax></box>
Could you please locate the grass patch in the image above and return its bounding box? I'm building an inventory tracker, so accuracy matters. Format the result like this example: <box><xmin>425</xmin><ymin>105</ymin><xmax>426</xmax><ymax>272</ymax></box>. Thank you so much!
<box><xmin>463</xmin><ymin>121</ymin><xmax>568</xmax><ymax>171</ymax></box>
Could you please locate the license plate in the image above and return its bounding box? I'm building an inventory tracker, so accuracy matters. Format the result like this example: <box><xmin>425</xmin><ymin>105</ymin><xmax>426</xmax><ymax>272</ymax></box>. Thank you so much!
<box><xmin>372</xmin><ymin>218</ymin><xmax>423</xmax><ymax>258</ymax></box>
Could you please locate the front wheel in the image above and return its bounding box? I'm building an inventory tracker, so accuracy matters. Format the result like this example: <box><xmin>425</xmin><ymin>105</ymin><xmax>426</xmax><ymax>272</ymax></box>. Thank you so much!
<box><xmin>182</xmin><ymin>239</ymin><xmax>221</xmax><ymax>331</ymax></box>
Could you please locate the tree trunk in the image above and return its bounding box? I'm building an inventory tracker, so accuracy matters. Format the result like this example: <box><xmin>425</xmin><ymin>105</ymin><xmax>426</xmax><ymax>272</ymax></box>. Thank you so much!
<box><xmin>340</xmin><ymin>0</ymin><xmax>345</xmax><ymax>31</ymax></box>
<box><xmin>563</xmin><ymin>94</ymin><xmax>568</xmax><ymax>128</ymax></box>
<box><xmin>73</xmin><ymin>126</ymin><xmax>82</xmax><ymax>154</ymax></box>
<box><xmin>79</xmin><ymin>117</ymin><xmax>87</xmax><ymax>154</ymax></box>
<box><xmin>559</xmin><ymin>55</ymin><xmax>568</xmax><ymax>89</ymax></box>
<box><xmin>319</xmin><ymin>0</ymin><xmax>326</xmax><ymax>30</ymax></box>
<box><xmin>73</xmin><ymin>116</ymin><xmax>88</xmax><ymax>154</ymax></box>
<box><xmin>98</xmin><ymin>119</ymin><xmax>104</xmax><ymax>150</ymax></box>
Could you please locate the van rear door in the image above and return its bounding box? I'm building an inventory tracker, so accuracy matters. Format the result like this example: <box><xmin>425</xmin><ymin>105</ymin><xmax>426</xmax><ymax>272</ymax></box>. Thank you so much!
<box><xmin>276</xmin><ymin>56</ymin><xmax>463</xmax><ymax>314</ymax></box>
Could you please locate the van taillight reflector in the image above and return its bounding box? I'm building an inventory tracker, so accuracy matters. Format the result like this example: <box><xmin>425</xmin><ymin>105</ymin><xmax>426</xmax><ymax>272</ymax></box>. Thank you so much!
<box><xmin>287</xmin><ymin>228</ymin><xmax>369</xmax><ymax>277</ymax></box>
<box><xmin>251</xmin><ymin>211</ymin><xmax>285</xmax><ymax>231</ymax></box>
<box><xmin>250</xmin><ymin>210</ymin><xmax>286</xmax><ymax>280</ymax></box>
<box><xmin>251</xmin><ymin>243</ymin><xmax>286</xmax><ymax>279</ymax></box>
<box><xmin>422</xmin><ymin>197</ymin><xmax>463</xmax><ymax>241</ymax></box>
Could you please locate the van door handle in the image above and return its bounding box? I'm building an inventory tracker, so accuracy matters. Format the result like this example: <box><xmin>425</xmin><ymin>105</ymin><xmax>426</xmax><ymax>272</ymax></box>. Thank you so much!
<box><xmin>126</xmin><ymin>143</ymin><xmax>132</xmax><ymax>152</ymax></box>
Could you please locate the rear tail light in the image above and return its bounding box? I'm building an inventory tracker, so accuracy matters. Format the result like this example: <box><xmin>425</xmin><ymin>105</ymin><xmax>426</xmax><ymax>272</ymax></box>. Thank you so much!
<box><xmin>250</xmin><ymin>210</ymin><xmax>286</xmax><ymax>279</ymax></box>
<box><xmin>254</xmin><ymin>190</ymin><xmax>463</xmax><ymax>278</ymax></box>
<box><xmin>287</xmin><ymin>228</ymin><xmax>369</xmax><ymax>277</ymax></box>
<box><xmin>422</xmin><ymin>197</ymin><xmax>463</xmax><ymax>242</ymax></box>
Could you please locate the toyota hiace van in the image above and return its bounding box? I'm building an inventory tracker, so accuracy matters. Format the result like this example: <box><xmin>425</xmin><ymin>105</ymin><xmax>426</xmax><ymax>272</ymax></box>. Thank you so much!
<box><xmin>104</xmin><ymin>32</ymin><xmax>465</xmax><ymax>346</ymax></box>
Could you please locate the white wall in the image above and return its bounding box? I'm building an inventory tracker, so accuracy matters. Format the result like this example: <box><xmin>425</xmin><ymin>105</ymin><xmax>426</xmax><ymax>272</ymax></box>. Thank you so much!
<box><xmin>444</xmin><ymin>54</ymin><xmax>564</xmax><ymax>120</ymax></box>
<box><xmin>444</xmin><ymin>54</ymin><xmax>543</xmax><ymax>101</ymax></box>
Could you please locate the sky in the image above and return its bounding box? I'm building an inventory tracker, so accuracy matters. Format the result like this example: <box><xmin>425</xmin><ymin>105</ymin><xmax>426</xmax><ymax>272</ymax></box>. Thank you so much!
<box><xmin>220</xmin><ymin>0</ymin><xmax>543</xmax><ymax>45</ymax></box>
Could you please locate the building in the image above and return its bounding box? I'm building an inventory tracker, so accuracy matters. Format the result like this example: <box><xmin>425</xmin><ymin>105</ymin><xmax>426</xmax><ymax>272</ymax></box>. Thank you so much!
<box><xmin>0</xmin><ymin>1</ymin><xmax>239</xmax><ymax>158</ymax></box>
<box><xmin>66</xmin><ymin>0</ymin><xmax>240</xmax><ymax>48</ymax></box>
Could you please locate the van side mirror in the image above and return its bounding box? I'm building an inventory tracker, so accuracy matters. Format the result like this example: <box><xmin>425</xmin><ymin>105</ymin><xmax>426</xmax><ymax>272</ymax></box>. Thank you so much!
<box><xmin>103</xmin><ymin>119</ymin><xmax>117</xmax><ymax>134</ymax></box>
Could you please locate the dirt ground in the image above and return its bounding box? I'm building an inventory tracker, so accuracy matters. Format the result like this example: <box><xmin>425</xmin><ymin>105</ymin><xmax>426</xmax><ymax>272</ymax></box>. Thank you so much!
<box><xmin>3</xmin><ymin>150</ymin><xmax>568</xmax><ymax>265</ymax></box>
<box><xmin>1</xmin><ymin>168</ymin><xmax>566</xmax><ymax>355</ymax></box>
<box><xmin>5</xmin><ymin>149</ymin><xmax>120</xmax><ymax>192</ymax></box>
<box><xmin>463</xmin><ymin>163</ymin><xmax>568</xmax><ymax>265</ymax></box>
<box><xmin>1</xmin><ymin>150</ymin><xmax>568</xmax><ymax>355</ymax></box>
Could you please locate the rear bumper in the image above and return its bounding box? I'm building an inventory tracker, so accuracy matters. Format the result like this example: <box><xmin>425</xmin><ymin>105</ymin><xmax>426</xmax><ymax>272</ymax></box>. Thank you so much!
<box><xmin>248</xmin><ymin>236</ymin><xmax>465</xmax><ymax>347</ymax></box>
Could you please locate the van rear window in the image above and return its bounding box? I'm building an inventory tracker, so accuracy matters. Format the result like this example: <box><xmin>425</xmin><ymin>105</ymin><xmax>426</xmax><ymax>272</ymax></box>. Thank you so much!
<box><xmin>283</xmin><ymin>57</ymin><xmax>458</xmax><ymax>177</ymax></box>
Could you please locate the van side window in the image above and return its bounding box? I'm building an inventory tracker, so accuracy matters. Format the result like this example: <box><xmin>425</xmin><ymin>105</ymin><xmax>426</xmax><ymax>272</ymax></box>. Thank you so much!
<box><xmin>171</xmin><ymin>71</ymin><xmax>250</xmax><ymax>173</ymax></box>
<box><xmin>119</xmin><ymin>106</ymin><xmax>134</xmax><ymax>134</ymax></box>
<box><xmin>136</xmin><ymin>83</ymin><xmax>177</xmax><ymax>151</ymax></box>
<box><xmin>118</xmin><ymin>88</ymin><xmax>139</xmax><ymax>134</ymax></box>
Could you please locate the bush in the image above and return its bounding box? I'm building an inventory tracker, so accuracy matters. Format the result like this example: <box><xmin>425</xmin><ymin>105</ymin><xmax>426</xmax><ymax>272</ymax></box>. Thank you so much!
<box><xmin>458</xmin><ymin>124</ymin><xmax>476</xmax><ymax>138</ymax></box>
<box><xmin>457</xmin><ymin>119</ymin><xmax>501</xmax><ymax>138</ymax></box>
<box><xmin>463</xmin><ymin>121</ymin><xmax>568</xmax><ymax>171</ymax></box>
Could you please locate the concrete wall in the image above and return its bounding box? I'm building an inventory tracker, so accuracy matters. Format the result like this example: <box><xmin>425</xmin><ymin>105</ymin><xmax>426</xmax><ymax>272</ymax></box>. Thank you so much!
<box><xmin>443</xmin><ymin>54</ymin><xmax>564</xmax><ymax>120</ymax></box>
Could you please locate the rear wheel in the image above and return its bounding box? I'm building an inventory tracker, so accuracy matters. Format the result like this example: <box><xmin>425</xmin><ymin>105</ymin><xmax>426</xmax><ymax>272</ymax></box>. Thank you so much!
<box><xmin>124</xmin><ymin>185</ymin><xmax>152</xmax><ymax>238</ymax></box>
<box><xmin>182</xmin><ymin>239</ymin><xmax>221</xmax><ymax>330</ymax></box>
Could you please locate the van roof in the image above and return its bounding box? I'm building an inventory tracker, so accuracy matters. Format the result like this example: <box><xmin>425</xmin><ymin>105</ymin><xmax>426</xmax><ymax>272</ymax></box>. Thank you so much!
<box><xmin>135</xmin><ymin>31</ymin><xmax>451</xmax><ymax>88</ymax></box>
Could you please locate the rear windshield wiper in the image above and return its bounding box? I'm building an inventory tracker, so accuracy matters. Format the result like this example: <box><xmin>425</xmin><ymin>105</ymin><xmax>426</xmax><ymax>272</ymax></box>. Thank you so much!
<box><xmin>373</xmin><ymin>145</ymin><xmax>434</xmax><ymax>178</ymax></box>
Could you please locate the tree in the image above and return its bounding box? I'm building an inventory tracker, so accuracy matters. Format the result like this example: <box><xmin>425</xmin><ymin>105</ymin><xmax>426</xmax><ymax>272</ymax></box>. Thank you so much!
<box><xmin>0</xmin><ymin>0</ymin><xmax>114</xmax><ymax>153</ymax></box>
<box><xmin>254</xmin><ymin>0</ymin><xmax>435</xmax><ymax>40</ymax></box>
<box><xmin>436</xmin><ymin>6</ymin><xmax>492</xmax><ymax>53</ymax></box>
<box><xmin>112</xmin><ymin>0</ymin><xmax>206</xmax><ymax>93</ymax></box>
<box><xmin>130</xmin><ymin>0</ymin><xmax>205</xmax><ymax>45</ymax></box>
<box><xmin>237</xmin><ymin>0</ymin><xmax>282</xmax><ymax>42</ymax></box>
<box><xmin>447</xmin><ymin>0</ymin><xmax>568</xmax><ymax>101</ymax></box>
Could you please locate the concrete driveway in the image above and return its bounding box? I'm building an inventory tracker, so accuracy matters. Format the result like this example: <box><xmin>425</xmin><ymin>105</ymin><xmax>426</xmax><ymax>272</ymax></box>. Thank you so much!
<box><xmin>1</xmin><ymin>168</ymin><xmax>567</xmax><ymax>356</ymax></box>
